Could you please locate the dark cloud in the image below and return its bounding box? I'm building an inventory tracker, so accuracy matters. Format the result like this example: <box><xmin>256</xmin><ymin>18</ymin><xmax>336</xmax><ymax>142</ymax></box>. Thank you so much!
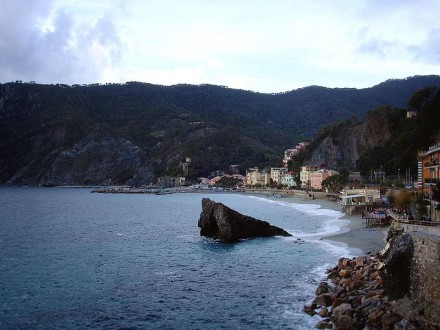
<box><xmin>0</xmin><ymin>0</ymin><xmax>122</xmax><ymax>84</ymax></box>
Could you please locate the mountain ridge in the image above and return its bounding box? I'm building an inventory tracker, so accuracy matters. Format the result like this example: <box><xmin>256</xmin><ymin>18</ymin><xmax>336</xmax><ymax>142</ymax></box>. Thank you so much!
<box><xmin>1</xmin><ymin>75</ymin><xmax>440</xmax><ymax>185</ymax></box>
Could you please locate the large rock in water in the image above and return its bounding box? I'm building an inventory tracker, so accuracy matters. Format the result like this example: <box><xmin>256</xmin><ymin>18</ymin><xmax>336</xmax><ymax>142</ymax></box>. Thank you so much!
<box><xmin>198</xmin><ymin>198</ymin><xmax>292</xmax><ymax>243</ymax></box>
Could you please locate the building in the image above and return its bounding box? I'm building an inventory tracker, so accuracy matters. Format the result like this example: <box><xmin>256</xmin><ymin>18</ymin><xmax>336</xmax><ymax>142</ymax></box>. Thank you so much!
<box><xmin>310</xmin><ymin>169</ymin><xmax>338</xmax><ymax>190</ymax></box>
<box><xmin>340</xmin><ymin>188</ymin><xmax>382</xmax><ymax>215</ymax></box>
<box><xmin>280</xmin><ymin>172</ymin><xmax>297</xmax><ymax>187</ymax></box>
<box><xmin>340</xmin><ymin>188</ymin><xmax>381</xmax><ymax>205</ymax></box>
<box><xmin>246</xmin><ymin>167</ymin><xmax>271</xmax><ymax>187</ymax></box>
<box><xmin>157</xmin><ymin>176</ymin><xmax>186</xmax><ymax>188</ymax></box>
<box><xmin>348</xmin><ymin>171</ymin><xmax>362</xmax><ymax>182</ymax></box>
<box><xmin>300</xmin><ymin>165</ymin><xmax>320</xmax><ymax>189</ymax></box>
<box><xmin>246</xmin><ymin>167</ymin><xmax>260</xmax><ymax>186</ymax></box>
<box><xmin>418</xmin><ymin>143</ymin><xmax>440</xmax><ymax>221</ymax></box>
<box><xmin>271</xmin><ymin>167</ymin><xmax>288</xmax><ymax>185</ymax></box>
<box><xmin>283</xmin><ymin>142</ymin><xmax>309</xmax><ymax>167</ymax></box>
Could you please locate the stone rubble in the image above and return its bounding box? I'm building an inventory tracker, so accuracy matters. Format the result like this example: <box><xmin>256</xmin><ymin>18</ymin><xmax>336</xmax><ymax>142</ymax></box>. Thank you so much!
<box><xmin>304</xmin><ymin>255</ymin><xmax>422</xmax><ymax>329</ymax></box>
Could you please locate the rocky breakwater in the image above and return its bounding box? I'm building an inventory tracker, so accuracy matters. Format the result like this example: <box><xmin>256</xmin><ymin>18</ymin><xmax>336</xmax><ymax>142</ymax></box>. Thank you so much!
<box><xmin>198</xmin><ymin>198</ymin><xmax>292</xmax><ymax>243</ymax></box>
<box><xmin>305</xmin><ymin>227</ymin><xmax>439</xmax><ymax>329</ymax></box>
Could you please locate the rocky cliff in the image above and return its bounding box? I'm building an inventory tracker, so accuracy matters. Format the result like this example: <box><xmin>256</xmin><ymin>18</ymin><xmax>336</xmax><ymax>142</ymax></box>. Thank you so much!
<box><xmin>302</xmin><ymin>110</ymin><xmax>395</xmax><ymax>170</ymax></box>
<box><xmin>303</xmin><ymin>88</ymin><xmax>440</xmax><ymax>174</ymax></box>
<box><xmin>39</xmin><ymin>129</ymin><xmax>154</xmax><ymax>186</ymax></box>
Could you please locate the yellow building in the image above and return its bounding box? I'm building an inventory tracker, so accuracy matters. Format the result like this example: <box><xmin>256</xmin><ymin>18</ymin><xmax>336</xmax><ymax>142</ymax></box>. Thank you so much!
<box><xmin>245</xmin><ymin>167</ymin><xmax>271</xmax><ymax>187</ymax></box>
<box><xmin>300</xmin><ymin>165</ymin><xmax>320</xmax><ymax>189</ymax></box>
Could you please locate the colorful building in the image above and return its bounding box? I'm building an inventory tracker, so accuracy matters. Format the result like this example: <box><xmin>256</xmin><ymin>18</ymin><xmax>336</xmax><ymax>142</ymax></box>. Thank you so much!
<box><xmin>300</xmin><ymin>165</ymin><xmax>320</xmax><ymax>189</ymax></box>
<box><xmin>271</xmin><ymin>167</ymin><xmax>288</xmax><ymax>185</ymax></box>
<box><xmin>418</xmin><ymin>142</ymin><xmax>440</xmax><ymax>221</ymax></box>
<box><xmin>280</xmin><ymin>172</ymin><xmax>297</xmax><ymax>187</ymax></box>
<box><xmin>245</xmin><ymin>168</ymin><xmax>271</xmax><ymax>187</ymax></box>
<box><xmin>309</xmin><ymin>169</ymin><xmax>339</xmax><ymax>190</ymax></box>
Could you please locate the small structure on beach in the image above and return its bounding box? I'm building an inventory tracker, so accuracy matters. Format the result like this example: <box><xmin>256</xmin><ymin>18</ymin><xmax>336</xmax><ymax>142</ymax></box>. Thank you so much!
<box><xmin>340</xmin><ymin>188</ymin><xmax>381</xmax><ymax>215</ymax></box>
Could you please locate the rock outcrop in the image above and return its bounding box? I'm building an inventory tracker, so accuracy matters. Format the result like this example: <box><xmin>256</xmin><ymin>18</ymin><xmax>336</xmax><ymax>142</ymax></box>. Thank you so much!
<box><xmin>38</xmin><ymin>129</ymin><xmax>155</xmax><ymax>186</ymax></box>
<box><xmin>198</xmin><ymin>198</ymin><xmax>292</xmax><ymax>243</ymax></box>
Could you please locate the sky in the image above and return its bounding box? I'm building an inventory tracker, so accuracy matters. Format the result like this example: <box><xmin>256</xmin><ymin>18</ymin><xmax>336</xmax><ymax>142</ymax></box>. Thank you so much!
<box><xmin>1</xmin><ymin>0</ymin><xmax>439</xmax><ymax>93</ymax></box>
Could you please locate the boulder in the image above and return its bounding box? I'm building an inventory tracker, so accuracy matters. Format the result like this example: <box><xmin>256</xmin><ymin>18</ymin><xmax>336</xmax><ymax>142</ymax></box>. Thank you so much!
<box><xmin>314</xmin><ymin>293</ymin><xmax>335</xmax><ymax>307</ymax></box>
<box><xmin>198</xmin><ymin>198</ymin><xmax>292</xmax><ymax>243</ymax></box>
<box><xmin>379</xmin><ymin>233</ymin><xmax>414</xmax><ymax>300</ymax></box>
<box><xmin>315</xmin><ymin>320</ymin><xmax>333</xmax><ymax>329</ymax></box>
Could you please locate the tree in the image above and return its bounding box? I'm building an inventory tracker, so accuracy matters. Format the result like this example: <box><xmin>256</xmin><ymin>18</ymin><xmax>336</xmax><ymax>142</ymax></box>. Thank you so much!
<box><xmin>394</xmin><ymin>190</ymin><xmax>413</xmax><ymax>215</ymax></box>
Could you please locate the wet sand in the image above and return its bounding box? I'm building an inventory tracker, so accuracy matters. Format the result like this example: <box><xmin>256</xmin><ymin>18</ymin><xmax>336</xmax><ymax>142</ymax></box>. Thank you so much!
<box><xmin>324</xmin><ymin>214</ymin><xmax>388</xmax><ymax>255</ymax></box>
<box><xmin>252</xmin><ymin>191</ymin><xmax>389</xmax><ymax>255</ymax></box>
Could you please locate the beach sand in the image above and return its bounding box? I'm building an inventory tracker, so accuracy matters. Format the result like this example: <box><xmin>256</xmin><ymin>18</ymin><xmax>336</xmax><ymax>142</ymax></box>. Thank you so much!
<box><xmin>324</xmin><ymin>215</ymin><xmax>388</xmax><ymax>255</ymax></box>
<box><xmin>245</xmin><ymin>190</ymin><xmax>389</xmax><ymax>255</ymax></box>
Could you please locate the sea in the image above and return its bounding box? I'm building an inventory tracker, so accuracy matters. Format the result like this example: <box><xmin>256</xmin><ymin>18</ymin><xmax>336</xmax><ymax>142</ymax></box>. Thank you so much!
<box><xmin>0</xmin><ymin>187</ymin><xmax>360</xmax><ymax>329</ymax></box>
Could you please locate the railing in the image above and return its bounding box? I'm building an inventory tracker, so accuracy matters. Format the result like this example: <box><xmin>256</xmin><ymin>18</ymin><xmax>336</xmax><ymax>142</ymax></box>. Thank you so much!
<box><xmin>387</xmin><ymin>210</ymin><xmax>440</xmax><ymax>226</ymax></box>
<box><xmin>397</xmin><ymin>219</ymin><xmax>440</xmax><ymax>227</ymax></box>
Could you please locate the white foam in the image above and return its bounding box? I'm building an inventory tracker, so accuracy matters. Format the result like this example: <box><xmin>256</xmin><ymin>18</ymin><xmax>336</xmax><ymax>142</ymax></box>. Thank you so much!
<box><xmin>247</xmin><ymin>196</ymin><xmax>349</xmax><ymax>238</ymax></box>
<box><xmin>246</xmin><ymin>195</ymin><xmax>358</xmax><ymax>257</ymax></box>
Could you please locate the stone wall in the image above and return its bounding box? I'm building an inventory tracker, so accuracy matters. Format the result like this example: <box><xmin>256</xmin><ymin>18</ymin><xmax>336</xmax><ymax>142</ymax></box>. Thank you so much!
<box><xmin>410</xmin><ymin>233</ymin><xmax>440</xmax><ymax>328</ymax></box>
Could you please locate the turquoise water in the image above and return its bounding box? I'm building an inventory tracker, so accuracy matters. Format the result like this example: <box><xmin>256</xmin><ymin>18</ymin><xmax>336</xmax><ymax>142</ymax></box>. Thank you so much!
<box><xmin>0</xmin><ymin>188</ymin><xmax>354</xmax><ymax>329</ymax></box>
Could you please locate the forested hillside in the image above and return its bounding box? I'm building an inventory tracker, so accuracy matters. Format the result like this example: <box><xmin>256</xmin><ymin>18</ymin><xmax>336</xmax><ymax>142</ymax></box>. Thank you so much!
<box><xmin>1</xmin><ymin>75</ymin><xmax>440</xmax><ymax>185</ymax></box>
<box><xmin>303</xmin><ymin>87</ymin><xmax>440</xmax><ymax>177</ymax></box>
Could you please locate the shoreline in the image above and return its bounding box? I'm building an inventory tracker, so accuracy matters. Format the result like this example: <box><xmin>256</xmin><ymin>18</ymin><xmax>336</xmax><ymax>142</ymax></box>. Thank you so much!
<box><xmin>242</xmin><ymin>189</ymin><xmax>388</xmax><ymax>256</ymax></box>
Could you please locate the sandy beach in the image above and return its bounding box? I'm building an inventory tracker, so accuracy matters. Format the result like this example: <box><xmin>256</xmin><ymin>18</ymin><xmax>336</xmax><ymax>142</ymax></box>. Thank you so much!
<box><xmin>243</xmin><ymin>189</ymin><xmax>388</xmax><ymax>255</ymax></box>
<box><xmin>324</xmin><ymin>215</ymin><xmax>388</xmax><ymax>255</ymax></box>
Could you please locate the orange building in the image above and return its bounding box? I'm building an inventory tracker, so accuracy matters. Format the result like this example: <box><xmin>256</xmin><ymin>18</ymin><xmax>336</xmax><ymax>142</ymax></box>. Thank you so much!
<box><xmin>418</xmin><ymin>143</ymin><xmax>440</xmax><ymax>221</ymax></box>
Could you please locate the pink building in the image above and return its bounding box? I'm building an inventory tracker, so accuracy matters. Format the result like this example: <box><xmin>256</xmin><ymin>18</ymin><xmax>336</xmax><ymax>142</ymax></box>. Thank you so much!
<box><xmin>310</xmin><ymin>169</ymin><xmax>338</xmax><ymax>190</ymax></box>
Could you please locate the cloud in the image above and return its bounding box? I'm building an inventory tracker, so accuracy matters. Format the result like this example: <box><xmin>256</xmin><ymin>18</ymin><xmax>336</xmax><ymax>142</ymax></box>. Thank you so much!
<box><xmin>415</xmin><ymin>28</ymin><xmax>440</xmax><ymax>64</ymax></box>
<box><xmin>1</xmin><ymin>0</ymin><xmax>439</xmax><ymax>92</ymax></box>
<box><xmin>0</xmin><ymin>0</ymin><xmax>122</xmax><ymax>84</ymax></box>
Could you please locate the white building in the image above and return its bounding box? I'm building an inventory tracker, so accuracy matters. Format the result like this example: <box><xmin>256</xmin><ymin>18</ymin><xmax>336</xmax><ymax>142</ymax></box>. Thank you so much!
<box><xmin>271</xmin><ymin>167</ymin><xmax>288</xmax><ymax>185</ymax></box>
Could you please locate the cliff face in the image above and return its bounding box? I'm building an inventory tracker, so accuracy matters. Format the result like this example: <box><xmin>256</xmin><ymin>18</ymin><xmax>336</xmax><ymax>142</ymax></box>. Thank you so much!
<box><xmin>303</xmin><ymin>108</ymin><xmax>397</xmax><ymax>170</ymax></box>
<box><xmin>6</xmin><ymin>128</ymin><xmax>155</xmax><ymax>186</ymax></box>
<box><xmin>38</xmin><ymin>129</ymin><xmax>154</xmax><ymax>186</ymax></box>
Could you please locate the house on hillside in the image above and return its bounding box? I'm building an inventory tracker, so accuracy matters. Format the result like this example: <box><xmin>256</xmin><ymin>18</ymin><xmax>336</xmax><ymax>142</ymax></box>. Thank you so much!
<box><xmin>283</xmin><ymin>142</ymin><xmax>309</xmax><ymax>167</ymax></box>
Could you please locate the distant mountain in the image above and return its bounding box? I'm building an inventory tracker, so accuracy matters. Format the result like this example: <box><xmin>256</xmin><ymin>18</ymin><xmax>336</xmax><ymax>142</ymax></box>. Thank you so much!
<box><xmin>1</xmin><ymin>75</ymin><xmax>440</xmax><ymax>185</ymax></box>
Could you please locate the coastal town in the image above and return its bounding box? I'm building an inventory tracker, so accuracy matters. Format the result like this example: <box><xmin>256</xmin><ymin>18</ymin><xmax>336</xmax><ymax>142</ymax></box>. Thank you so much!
<box><xmin>125</xmin><ymin>139</ymin><xmax>439</xmax><ymax>225</ymax></box>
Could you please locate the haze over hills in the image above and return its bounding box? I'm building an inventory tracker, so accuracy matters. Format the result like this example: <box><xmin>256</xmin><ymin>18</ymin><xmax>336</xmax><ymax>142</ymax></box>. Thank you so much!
<box><xmin>1</xmin><ymin>75</ymin><xmax>440</xmax><ymax>186</ymax></box>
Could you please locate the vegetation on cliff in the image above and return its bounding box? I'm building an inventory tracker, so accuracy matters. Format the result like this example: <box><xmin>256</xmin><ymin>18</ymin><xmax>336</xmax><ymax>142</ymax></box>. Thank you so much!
<box><xmin>303</xmin><ymin>86</ymin><xmax>440</xmax><ymax>177</ymax></box>
<box><xmin>1</xmin><ymin>76</ymin><xmax>439</xmax><ymax>185</ymax></box>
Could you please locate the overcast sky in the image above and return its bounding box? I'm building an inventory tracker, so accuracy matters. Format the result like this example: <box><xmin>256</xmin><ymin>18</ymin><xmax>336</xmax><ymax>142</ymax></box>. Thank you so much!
<box><xmin>1</xmin><ymin>0</ymin><xmax>439</xmax><ymax>93</ymax></box>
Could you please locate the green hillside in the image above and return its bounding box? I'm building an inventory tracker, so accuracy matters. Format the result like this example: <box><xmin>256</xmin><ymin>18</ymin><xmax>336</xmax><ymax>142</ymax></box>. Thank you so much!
<box><xmin>1</xmin><ymin>75</ymin><xmax>439</xmax><ymax>185</ymax></box>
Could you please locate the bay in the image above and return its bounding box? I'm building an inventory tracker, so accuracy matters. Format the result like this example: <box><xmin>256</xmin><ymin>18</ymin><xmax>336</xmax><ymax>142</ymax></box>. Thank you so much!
<box><xmin>0</xmin><ymin>187</ymin><xmax>355</xmax><ymax>329</ymax></box>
